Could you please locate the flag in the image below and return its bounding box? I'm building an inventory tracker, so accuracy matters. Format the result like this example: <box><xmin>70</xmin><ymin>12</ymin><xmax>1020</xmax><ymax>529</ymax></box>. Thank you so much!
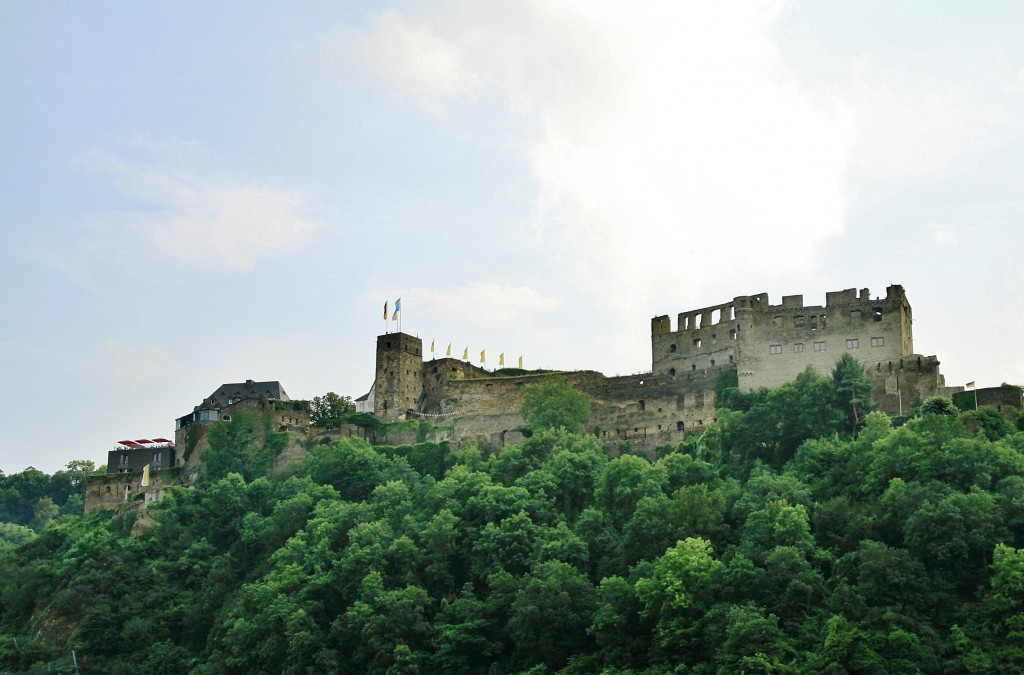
<box><xmin>966</xmin><ymin>381</ymin><xmax>976</xmax><ymax>390</ymax></box>
<box><xmin>518</xmin><ymin>355</ymin><xmax>523</xmax><ymax>368</ymax></box>
<box><xmin>480</xmin><ymin>349</ymin><xmax>486</xmax><ymax>363</ymax></box>
<box><xmin>141</xmin><ymin>464</ymin><xmax>150</xmax><ymax>487</ymax></box>
<box><xmin>446</xmin><ymin>343</ymin><xmax>452</xmax><ymax>357</ymax></box>
<box><xmin>499</xmin><ymin>353</ymin><xmax>505</xmax><ymax>366</ymax></box>
<box><xmin>383</xmin><ymin>301</ymin><xmax>388</xmax><ymax>320</ymax></box>
<box><xmin>462</xmin><ymin>347</ymin><xmax>468</xmax><ymax>360</ymax></box>
<box><xmin>393</xmin><ymin>297</ymin><xmax>401</xmax><ymax>321</ymax></box>
<box><xmin>430</xmin><ymin>339</ymin><xmax>435</xmax><ymax>354</ymax></box>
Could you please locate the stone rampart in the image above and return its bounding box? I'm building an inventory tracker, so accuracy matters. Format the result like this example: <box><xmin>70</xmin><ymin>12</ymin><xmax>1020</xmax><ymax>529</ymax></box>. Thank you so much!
<box><xmin>84</xmin><ymin>468</ymin><xmax>183</xmax><ymax>514</ymax></box>
<box><xmin>866</xmin><ymin>353</ymin><xmax>960</xmax><ymax>414</ymax></box>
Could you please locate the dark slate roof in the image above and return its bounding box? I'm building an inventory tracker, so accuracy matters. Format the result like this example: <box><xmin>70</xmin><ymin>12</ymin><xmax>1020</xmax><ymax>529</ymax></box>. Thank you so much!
<box><xmin>202</xmin><ymin>380</ymin><xmax>290</xmax><ymax>409</ymax></box>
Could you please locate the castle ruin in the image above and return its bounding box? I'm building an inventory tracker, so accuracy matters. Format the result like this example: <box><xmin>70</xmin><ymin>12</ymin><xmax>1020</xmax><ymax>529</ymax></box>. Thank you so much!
<box><xmin>85</xmin><ymin>284</ymin><xmax>963</xmax><ymax>513</ymax></box>
<box><xmin>368</xmin><ymin>285</ymin><xmax>959</xmax><ymax>453</ymax></box>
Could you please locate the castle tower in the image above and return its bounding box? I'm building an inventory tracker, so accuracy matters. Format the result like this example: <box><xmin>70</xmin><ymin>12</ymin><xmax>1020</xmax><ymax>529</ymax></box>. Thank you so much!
<box><xmin>374</xmin><ymin>333</ymin><xmax>424</xmax><ymax>421</ymax></box>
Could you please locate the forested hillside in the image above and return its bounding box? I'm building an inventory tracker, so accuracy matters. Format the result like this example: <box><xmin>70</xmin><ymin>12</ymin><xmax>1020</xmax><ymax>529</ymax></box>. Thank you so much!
<box><xmin>2</xmin><ymin>361</ymin><xmax>1024</xmax><ymax>673</ymax></box>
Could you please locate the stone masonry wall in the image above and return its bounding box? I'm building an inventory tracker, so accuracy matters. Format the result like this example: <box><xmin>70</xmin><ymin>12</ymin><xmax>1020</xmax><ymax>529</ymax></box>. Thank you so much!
<box><xmin>738</xmin><ymin>286</ymin><xmax>909</xmax><ymax>391</ymax></box>
<box><xmin>415</xmin><ymin>365</ymin><xmax>727</xmax><ymax>455</ymax></box>
<box><xmin>84</xmin><ymin>468</ymin><xmax>182</xmax><ymax>514</ymax></box>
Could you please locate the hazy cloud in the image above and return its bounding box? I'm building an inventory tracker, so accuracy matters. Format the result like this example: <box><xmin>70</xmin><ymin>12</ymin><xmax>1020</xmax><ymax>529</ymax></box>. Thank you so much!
<box><xmin>845</xmin><ymin>75</ymin><xmax>1006</xmax><ymax>177</ymax></box>
<box><xmin>76</xmin><ymin>143</ymin><xmax>316</xmax><ymax>272</ymax></box>
<box><xmin>928</xmin><ymin>223</ymin><xmax>958</xmax><ymax>246</ymax></box>
<box><xmin>327</xmin><ymin>1</ymin><xmax>853</xmax><ymax>318</ymax></box>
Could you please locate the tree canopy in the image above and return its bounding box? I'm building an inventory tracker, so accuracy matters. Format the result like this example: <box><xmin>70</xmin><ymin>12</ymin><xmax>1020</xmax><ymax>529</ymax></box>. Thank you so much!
<box><xmin>2</xmin><ymin>377</ymin><xmax>1024</xmax><ymax>672</ymax></box>
<box><xmin>309</xmin><ymin>392</ymin><xmax>356</xmax><ymax>428</ymax></box>
<box><xmin>519</xmin><ymin>377</ymin><xmax>591</xmax><ymax>434</ymax></box>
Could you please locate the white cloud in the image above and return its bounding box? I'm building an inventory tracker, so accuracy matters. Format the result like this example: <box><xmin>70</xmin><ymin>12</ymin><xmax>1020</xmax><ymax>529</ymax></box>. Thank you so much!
<box><xmin>77</xmin><ymin>143</ymin><xmax>316</xmax><ymax>272</ymax></box>
<box><xmin>928</xmin><ymin>223</ymin><xmax>958</xmax><ymax>246</ymax></box>
<box><xmin>1008</xmin><ymin>69</ymin><xmax>1024</xmax><ymax>94</ymax></box>
<box><xmin>844</xmin><ymin>74</ymin><xmax>1006</xmax><ymax>176</ymax></box>
<box><xmin>329</xmin><ymin>1</ymin><xmax>853</xmax><ymax>322</ymax></box>
<box><xmin>353</xmin><ymin>10</ymin><xmax>478</xmax><ymax>112</ymax></box>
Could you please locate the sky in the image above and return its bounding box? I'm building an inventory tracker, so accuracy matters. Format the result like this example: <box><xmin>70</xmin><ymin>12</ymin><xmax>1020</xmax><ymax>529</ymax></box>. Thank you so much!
<box><xmin>2</xmin><ymin>1</ymin><xmax>1023</xmax><ymax>473</ymax></box>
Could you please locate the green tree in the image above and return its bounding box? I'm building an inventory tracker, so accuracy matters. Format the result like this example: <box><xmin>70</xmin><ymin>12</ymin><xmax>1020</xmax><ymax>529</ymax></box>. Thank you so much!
<box><xmin>201</xmin><ymin>411</ymin><xmax>260</xmax><ymax>482</ymax></box>
<box><xmin>29</xmin><ymin>497</ymin><xmax>58</xmax><ymax>532</ymax></box>
<box><xmin>310</xmin><ymin>392</ymin><xmax>356</xmax><ymax>428</ymax></box>
<box><xmin>0</xmin><ymin>522</ymin><xmax>35</xmax><ymax>550</ymax></box>
<box><xmin>920</xmin><ymin>396</ymin><xmax>960</xmax><ymax>416</ymax></box>
<box><xmin>589</xmin><ymin>576</ymin><xmax>651</xmax><ymax>668</ymax></box>
<box><xmin>595</xmin><ymin>454</ymin><xmax>666</xmax><ymax>529</ymax></box>
<box><xmin>508</xmin><ymin>561</ymin><xmax>598</xmax><ymax>669</ymax></box>
<box><xmin>519</xmin><ymin>377</ymin><xmax>590</xmax><ymax>434</ymax></box>
<box><xmin>429</xmin><ymin>584</ymin><xmax>504</xmax><ymax>673</ymax></box>
<box><xmin>292</xmin><ymin>438</ymin><xmax>388</xmax><ymax>501</ymax></box>
<box><xmin>718</xmin><ymin>368</ymin><xmax>844</xmax><ymax>469</ymax></box>
<box><xmin>708</xmin><ymin>602</ymin><xmax>790</xmax><ymax>672</ymax></box>
<box><xmin>340</xmin><ymin>572</ymin><xmax>433</xmax><ymax>674</ymax></box>
<box><xmin>982</xmin><ymin>543</ymin><xmax>1024</xmax><ymax>669</ymax></box>
<box><xmin>635</xmin><ymin>537</ymin><xmax>724</xmax><ymax>664</ymax></box>
<box><xmin>832</xmin><ymin>353</ymin><xmax>875</xmax><ymax>434</ymax></box>
<box><xmin>961</xmin><ymin>407</ymin><xmax>1014</xmax><ymax>441</ymax></box>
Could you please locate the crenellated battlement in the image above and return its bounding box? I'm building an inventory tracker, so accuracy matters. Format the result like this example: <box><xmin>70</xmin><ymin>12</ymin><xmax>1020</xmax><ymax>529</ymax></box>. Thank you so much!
<box><xmin>650</xmin><ymin>285</ymin><xmax>918</xmax><ymax>393</ymax></box>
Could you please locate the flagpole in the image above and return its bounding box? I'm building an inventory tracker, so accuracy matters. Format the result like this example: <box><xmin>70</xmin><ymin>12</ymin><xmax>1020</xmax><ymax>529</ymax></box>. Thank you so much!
<box><xmin>896</xmin><ymin>376</ymin><xmax>902</xmax><ymax>416</ymax></box>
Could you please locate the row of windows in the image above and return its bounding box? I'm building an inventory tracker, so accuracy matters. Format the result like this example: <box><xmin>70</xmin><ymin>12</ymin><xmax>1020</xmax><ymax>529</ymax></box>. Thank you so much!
<box><xmin>771</xmin><ymin>308</ymin><xmax>884</xmax><ymax>330</ymax></box>
<box><xmin>774</xmin><ymin>314</ymin><xmax>828</xmax><ymax>330</ymax></box>
<box><xmin>668</xmin><ymin>328</ymin><xmax>740</xmax><ymax>353</ymax></box>
<box><xmin>769</xmin><ymin>336</ymin><xmax>884</xmax><ymax>354</ymax></box>
<box><xmin>667</xmin><ymin>354</ymin><xmax>736</xmax><ymax>375</ymax></box>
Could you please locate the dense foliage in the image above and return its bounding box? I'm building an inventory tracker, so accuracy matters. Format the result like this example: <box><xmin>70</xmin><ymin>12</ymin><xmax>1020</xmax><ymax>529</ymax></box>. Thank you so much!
<box><xmin>0</xmin><ymin>460</ymin><xmax>96</xmax><ymax>531</ymax></box>
<box><xmin>309</xmin><ymin>392</ymin><xmax>357</xmax><ymax>429</ymax></box>
<box><xmin>3</xmin><ymin>370</ymin><xmax>1024</xmax><ymax>672</ymax></box>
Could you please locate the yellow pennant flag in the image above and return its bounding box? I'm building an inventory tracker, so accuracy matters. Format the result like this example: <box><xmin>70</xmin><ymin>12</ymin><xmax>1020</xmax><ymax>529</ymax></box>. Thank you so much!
<box><xmin>480</xmin><ymin>349</ymin><xmax>486</xmax><ymax>364</ymax></box>
<box><xmin>462</xmin><ymin>347</ymin><xmax>468</xmax><ymax>360</ymax></box>
<box><xmin>519</xmin><ymin>355</ymin><xmax>523</xmax><ymax>368</ymax></box>
<box><xmin>141</xmin><ymin>464</ymin><xmax>151</xmax><ymax>487</ymax></box>
<box><xmin>499</xmin><ymin>353</ymin><xmax>505</xmax><ymax>366</ymax></box>
<box><xmin>446</xmin><ymin>343</ymin><xmax>452</xmax><ymax>357</ymax></box>
<box><xmin>430</xmin><ymin>339</ymin><xmax>435</xmax><ymax>354</ymax></box>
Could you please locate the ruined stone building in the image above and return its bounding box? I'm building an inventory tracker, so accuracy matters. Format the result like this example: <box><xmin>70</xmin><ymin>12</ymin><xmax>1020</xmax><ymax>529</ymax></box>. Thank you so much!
<box><xmin>85</xmin><ymin>381</ymin><xmax>307</xmax><ymax>513</ymax></box>
<box><xmin>85</xmin><ymin>438</ymin><xmax>177</xmax><ymax>513</ymax></box>
<box><xmin>367</xmin><ymin>285</ymin><xmax>959</xmax><ymax>454</ymax></box>
<box><xmin>85</xmin><ymin>284</ymin><xmax>963</xmax><ymax>513</ymax></box>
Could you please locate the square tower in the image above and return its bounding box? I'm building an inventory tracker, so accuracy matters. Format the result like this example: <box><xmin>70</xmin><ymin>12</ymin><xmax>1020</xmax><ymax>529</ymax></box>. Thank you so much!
<box><xmin>374</xmin><ymin>333</ymin><xmax>424</xmax><ymax>421</ymax></box>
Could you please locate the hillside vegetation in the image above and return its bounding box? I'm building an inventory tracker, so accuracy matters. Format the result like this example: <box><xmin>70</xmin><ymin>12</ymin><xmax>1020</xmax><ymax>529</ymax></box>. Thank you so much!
<box><xmin>2</xmin><ymin>361</ymin><xmax>1024</xmax><ymax>673</ymax></box>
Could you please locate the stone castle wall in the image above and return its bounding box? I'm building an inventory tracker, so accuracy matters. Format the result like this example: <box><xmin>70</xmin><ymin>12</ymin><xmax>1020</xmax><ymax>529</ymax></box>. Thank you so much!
<box><xmin>84</xmin><ymin>468</ymin><xmax>182</xmax><ymax>514</ymax></box>
<box><xmin>88</xmin><ymin>283</ymin><xmax>961</xmax><ymax>511</ymax></box>
<box><xmin>377</xmin><ymin>284</ymin><xmax>955</xmax><ymax>454</ymax></box>
<box><xmin>737</xmin><ymin>285</ymin><xmax>911</xmax><ymax>392</ymax></box>
<box><xmin>408</xmin><ymin>361</ymin><xmax>729</xmax><ymax>455</ymax></box>
<box><xmin>653</xmin><ymin>285</ymin><xmax>914</xmax><ymax>394</ymax></box>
